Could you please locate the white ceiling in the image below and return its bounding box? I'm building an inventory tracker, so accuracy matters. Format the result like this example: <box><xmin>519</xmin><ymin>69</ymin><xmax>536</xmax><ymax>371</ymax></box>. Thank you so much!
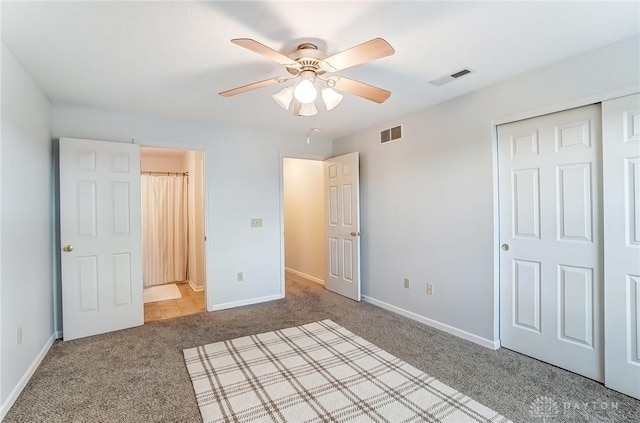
<box><xmin>2</xmin><ymin>1</ymin><xmax>639</xmax><ymax>139</ymax></box>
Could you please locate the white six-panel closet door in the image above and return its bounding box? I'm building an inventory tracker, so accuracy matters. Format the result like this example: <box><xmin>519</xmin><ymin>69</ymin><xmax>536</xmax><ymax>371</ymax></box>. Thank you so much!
<box><xmin>498</xmin><ymin>104</ymin><xmax>604</xmax><ymax>382</ymax></box>
<box><xmin>603</xmin><ymin>93</ymin><xmax>640</xmax><ymax>400</ymax></box>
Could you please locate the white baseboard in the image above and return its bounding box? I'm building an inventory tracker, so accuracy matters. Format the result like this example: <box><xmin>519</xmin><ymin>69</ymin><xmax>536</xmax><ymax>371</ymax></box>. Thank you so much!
<box><xmin>362</xmin><ymin>295</ymin><xmax>500</xmax><ymax>350</ymax></box>
<box><xmin>211</xmin><ymin>293</ymin><xmax>283</xmax><ymax>311</ymax></box>
<box><xmin>0</xmin><ymin>332</ymin><xmax>57</xmax><ymax>420</ymax></box>
<box><xmin>187</xmin><ymin>279</ymin><xmax>204</xmax><ymax>292</ymax></box>
<box><xmin>285</xmin><ymin>267</ymin><xmax>325</xmax><ymax>286</ymax></box>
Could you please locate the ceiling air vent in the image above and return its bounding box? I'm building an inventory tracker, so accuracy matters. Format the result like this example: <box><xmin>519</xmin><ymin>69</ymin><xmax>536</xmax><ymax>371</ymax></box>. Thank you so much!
<box><xmin>380</xmin><ymin>125</ymin><xmax>402</xmax><ymax>144</ymax></box>
<box><xmin>429</xmin><ymin>67</ymin><xmax>475</xmax><ymax>87</ymax></box>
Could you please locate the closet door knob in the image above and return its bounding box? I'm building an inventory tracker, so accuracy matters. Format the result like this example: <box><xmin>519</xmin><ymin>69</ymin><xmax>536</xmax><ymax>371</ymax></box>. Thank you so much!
<box><xmin>501</xmin><ymin>244</ymin><xmax>509</xmax><ymax>251</ymax></box>
<box><xmin>63</xmin><ymin>245</ymin><xmax>74</xmax><ymax>252</ymax></box>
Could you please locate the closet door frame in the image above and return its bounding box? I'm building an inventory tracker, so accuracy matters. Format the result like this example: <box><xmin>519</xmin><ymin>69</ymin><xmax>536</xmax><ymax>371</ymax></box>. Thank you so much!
<box><xmin>491</xmin><ymin>85</ymin><xmax>640</xmax><ymax>397</ymax></box>
<box><xmin>490</xmin><ymin>84</ymin><xmax>639</xmax><ymax>345</ymax></box>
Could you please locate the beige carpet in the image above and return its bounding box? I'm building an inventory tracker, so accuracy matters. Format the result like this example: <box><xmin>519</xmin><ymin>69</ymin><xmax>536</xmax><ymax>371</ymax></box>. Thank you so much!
<box><xmin>143</xmin><ymin>283</ymin><xmax>182</xmax><ymax>303</ymax></box>
<box><xmin>184</xmin><ymin>320</ymin><xmax>512</xmax><ymax>423</ymax></box>
<box><xmin>5</xmin><ymin>278</ymin><xmax>639</xmax><ymax>422</ymax></box>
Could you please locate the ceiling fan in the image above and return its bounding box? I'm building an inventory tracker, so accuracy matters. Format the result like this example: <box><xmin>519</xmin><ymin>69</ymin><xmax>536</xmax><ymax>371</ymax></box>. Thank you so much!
<box><xmin>219</xmin><ymin>38</ymin><xmax>395</xmax><ymax>116</ymax></box>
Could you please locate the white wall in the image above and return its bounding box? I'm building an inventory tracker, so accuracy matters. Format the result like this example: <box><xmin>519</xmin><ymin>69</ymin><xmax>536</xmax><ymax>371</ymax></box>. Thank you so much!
<box><xmin>51</xmin><ymin>104</ymin><xmax>333</xmax><ymax>314</ymax></box>
<box><xmin>1</xmin><ymin>44</ymin><xmax>54</xmax><ymax>416</ymax></box>
<box><xmin>283</xmin><ymin>158</ymin><xmax>326</xmax><ymax>282</ymax></box>
<box><xmin>333</xmin><ymin>36</ymin><xmax>640</xmax><ymax>344</ymax></box>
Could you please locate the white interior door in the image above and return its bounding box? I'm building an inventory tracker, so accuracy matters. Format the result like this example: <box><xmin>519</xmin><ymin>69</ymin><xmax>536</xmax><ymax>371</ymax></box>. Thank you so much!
<box><xmin>325</xmin><ymin>152</ymin><xmax>361</xmax><ymax>301</ymax></box>
<box><xmin>603</xmin><ymin>93</ymin><xmax>640</xmax><ymax>399</ymax></box>
<box><xmin>498</xmin><ymin>104</ymin><xmax>603</xmax><ymax>381</ymax></box>
<box><xmin>60</xmin><ymin>137</ymin><xmax>143</xmax><ymax>340</ymax></box>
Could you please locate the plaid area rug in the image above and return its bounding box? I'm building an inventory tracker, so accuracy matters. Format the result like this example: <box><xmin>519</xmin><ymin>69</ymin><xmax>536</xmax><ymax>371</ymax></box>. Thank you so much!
<box><xmin>183</xmin><ymin>320</ymin><xmax>512</xmax><ymax>423</ymax></box>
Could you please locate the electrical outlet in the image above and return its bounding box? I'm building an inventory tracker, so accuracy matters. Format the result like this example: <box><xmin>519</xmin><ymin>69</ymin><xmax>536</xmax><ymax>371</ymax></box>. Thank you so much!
<box><xmin>251</xmin><ymin>218</ymin><xmax>263</xmax><ymax>228</ymax></box>
<box><xmin>17</xmin><ymin>327</ymin><xmax>23</xmax><ymax>345</ymax></box>
<box><xmin>426</xmin><ymin>283</ymin><xmax>434</xmax><ymax>295</ymax></box>
<box><xmin>404</xmin><ymin>278</ymin><xmax>410</xmax><ymax>289</ymax></box>
<box><xmin>237</xmin><ymin>272</ymin><xmax>243</xmax><ymax>282</ymax></box>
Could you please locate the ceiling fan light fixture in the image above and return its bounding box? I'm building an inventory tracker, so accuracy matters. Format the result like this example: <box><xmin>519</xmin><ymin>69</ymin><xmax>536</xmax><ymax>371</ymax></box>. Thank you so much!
<box><xmin>321</xmin><ymin>87</ymin><xmax>343</xmax><ymax>110</ymax></box>
<box><xmin>272</xmin><ymin>87</ymin><xmax>294</xmax><ymax>110</ymax></box>
<box><xmin>221</xmin><ymin>37</ymin><xmax>395</xmax><ymax>115</ymax></box>
<box><xmin>299</xmin><ymin>102</ymin><xmax>318</xmax><ymax>117</ymax></box>
<box><xmin>294</xmin><ymin>79</ymin><xmax>317</xmax><ymax>104</ymax></box>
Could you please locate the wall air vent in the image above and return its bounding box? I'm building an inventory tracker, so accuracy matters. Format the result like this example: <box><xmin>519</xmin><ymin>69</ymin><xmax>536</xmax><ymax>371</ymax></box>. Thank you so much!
<box><xmin>380</xmin><ymin>125</ymin><xmax>402</xmax><ymax>144</ymax></box>
<box><xmin>429</xmin><ymin>67</ymin><xmax>475</xmax><ymax>87</ymax></box>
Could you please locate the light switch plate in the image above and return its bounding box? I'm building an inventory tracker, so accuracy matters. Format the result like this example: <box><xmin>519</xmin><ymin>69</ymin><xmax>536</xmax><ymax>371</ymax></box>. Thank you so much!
<box><xmin>251</xmin><ymin>218</ymin><xmax>263</xmax><ymax>228</ymax></box>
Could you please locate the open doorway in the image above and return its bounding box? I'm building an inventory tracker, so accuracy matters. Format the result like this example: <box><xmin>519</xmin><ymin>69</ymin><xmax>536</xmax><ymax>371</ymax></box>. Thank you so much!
<box><xmin>140</xmin><ymin>147</ymin><xmax>206</xmax><ymax>322</ymax></box>
<box><xmin>282</xmin><ymin>153</ymin><xmax>362</xmax><ymax>301</ymax></box>
<box><xmin>282</xmin><ymin>157</ymin><xmax>326</xmax><ymax>289</ymax></box>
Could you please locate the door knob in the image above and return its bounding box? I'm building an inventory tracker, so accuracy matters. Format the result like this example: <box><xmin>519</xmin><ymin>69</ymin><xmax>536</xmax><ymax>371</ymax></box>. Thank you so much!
<box><xmin>350</xmin><ymin>231</ymin><xmax>361</xmax><ymax>237</ymax></box>
<box><xmin>501</xmin><ymin>244</ymin><xmax>509</xmax><ymax>251</ymax></box>
<box><xmin>63</xmin><ymin>245</ymin><xmax>74</xmax><ymax>252</ymax></box>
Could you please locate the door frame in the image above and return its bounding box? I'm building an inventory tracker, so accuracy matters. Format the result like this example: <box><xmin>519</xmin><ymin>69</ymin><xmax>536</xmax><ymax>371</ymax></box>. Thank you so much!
<box><xmin>138</xmin><ymin>140</ymin><xmax>210</xmax><ymax>311</ymax></box>
<box><xmin>491</xmin><ymin>83</ymin><xmax>640</xmax><ymax>346</ymax></box>
<box><xmin>279</xmin><ymin>152</ymin><xmax>330</xmax><ymax>298</ymax></box>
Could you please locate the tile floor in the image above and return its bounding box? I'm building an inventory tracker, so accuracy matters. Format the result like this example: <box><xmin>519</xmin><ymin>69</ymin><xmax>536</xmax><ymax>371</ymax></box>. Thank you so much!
<box><xmin>143</xmin><ymin>283</ymin><xmax>205</xmax><ymax>323</ymax></box>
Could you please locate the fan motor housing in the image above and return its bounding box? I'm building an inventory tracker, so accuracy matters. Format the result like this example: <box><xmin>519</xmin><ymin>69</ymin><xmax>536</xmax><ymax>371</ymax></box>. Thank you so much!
<box><xmin>286</xmin><ymin>43</ymin><xmax>326</xmax><ymax>75</ymax></box>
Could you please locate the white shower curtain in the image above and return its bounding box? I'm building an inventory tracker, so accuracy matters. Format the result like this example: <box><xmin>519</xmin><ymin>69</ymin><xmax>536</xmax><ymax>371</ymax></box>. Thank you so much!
<box><xmin>141</xmin><ymin>174</ymin><xmax>189</xmax><ymax>288</ymax></box>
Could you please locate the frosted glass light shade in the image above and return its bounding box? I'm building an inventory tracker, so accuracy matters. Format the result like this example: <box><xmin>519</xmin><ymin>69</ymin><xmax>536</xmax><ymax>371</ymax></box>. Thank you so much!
<box><xmin>299</xmin><ymin>102</ymin><xmax>318</xmax><ymax>116</ymax></box>
<box><xmin>294</xmin><ymin>80</ymin><xmax>317</xmax><ymax>104</ymax></box>
<box><xmin>321</xmin><ymin>88</ymin><xmax>343</xmax><ymax>110</ymax></box>
<box><xmin>272</xmin><ymin>87</ymin><xmax>293</xmax><ymax>110</ymax></box>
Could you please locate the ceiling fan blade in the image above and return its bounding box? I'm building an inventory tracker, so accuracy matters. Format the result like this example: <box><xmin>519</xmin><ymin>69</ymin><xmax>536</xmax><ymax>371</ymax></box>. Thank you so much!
<box><xmin>231</xmin><ymin>38</ymin><xmax>300</xmax><ymax>69</ymax></box>
<box><xmin>293</xmin><ymin>100</ymin><xmax>301</xmax><ymax>116</ymax></box>
<box><xmin>332</xmin><ymin>77</ymin><xmax>391</xmax><ymax>103</ymax></box>
<box><xmin>319</xmin><ymin>38</ymin><xmax>394</xmax><ymax>72</ymax></box>
<box><xmin>219</xmin><ymin>77</ymin><xmax>280</xmax><ymax>97</ymax></box>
